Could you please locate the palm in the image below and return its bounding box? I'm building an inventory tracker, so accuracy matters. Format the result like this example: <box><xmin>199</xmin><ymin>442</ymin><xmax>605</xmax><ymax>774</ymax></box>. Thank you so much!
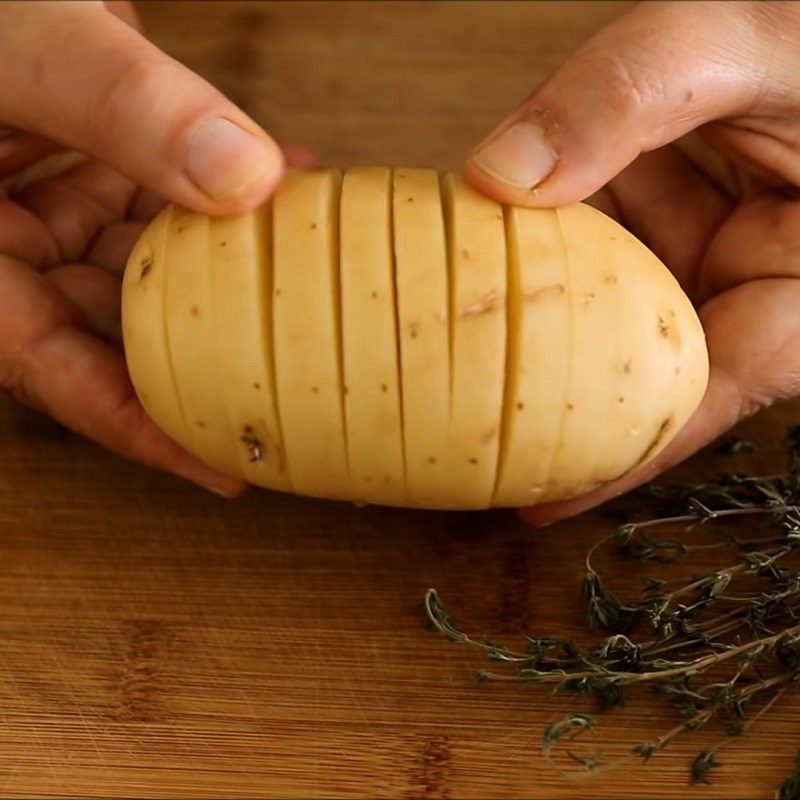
<box><xmin>526</xmin><ymin>138</ymin><xmax>800</xmax><ymax>521</ymax></box>
<box><xmin>0</xmin><ymin>153</ymin><xmax>242</xmax><ymax>493</ymax></box>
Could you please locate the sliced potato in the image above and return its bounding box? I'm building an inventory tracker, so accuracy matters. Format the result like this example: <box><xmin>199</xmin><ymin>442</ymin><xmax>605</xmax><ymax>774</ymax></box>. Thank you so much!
<box><xmin>441</xmin><ymin>172</ymin><xmax>507</xmax><ymax>509</ymax></box>
<box><xmin>122</xmin><ymin>168</ymin><xmax>709</xmax><ymax>510</ymax></box>
<box><xmin>392</xmin><ymin>168</ymin><xmax>450</xmax><ymax>507</ymax></box>
<box><xmin>208</xmin><ymin>204</ymin><xmax>291</xmax><ymax>492</ymax></box>
<box><xmin>493</xmin><ymin>207</ymin><xmax>570</xmax><ymax>507</ymax></box>
<box><xmin>272</xmin><ymin>168</ymin><xmax>350</xmax><ymax>500</ymax></box>
<box><xmin>340</xmin><ymin>167</ymin><xmax>407</xmax><ymax>505</ymax></box>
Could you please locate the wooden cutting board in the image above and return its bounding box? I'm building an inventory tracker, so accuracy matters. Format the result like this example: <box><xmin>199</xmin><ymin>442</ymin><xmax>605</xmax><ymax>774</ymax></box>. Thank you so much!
<box><xmin>0</xmin><ymin>2</ymin><xmax>796</xmax><ymax>797</ymax></box>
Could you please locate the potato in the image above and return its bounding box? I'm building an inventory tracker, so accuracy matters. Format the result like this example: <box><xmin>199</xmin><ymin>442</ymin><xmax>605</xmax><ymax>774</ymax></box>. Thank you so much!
<box><xmin>122</xmin><ymin>168</ymin><xmax>708</xmax><ymax>510</ymax></box>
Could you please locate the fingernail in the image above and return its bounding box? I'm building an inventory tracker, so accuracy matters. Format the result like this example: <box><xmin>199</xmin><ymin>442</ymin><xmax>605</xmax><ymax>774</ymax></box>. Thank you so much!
<box><xmin>470</xmin><ymin>118</ymin><xmax>557</xmax><ymax>190</ymax></box>
<box><xmin>185</xmin><ymin>118</ymin><xmax>280</xmax><ymax>199</ymax></box>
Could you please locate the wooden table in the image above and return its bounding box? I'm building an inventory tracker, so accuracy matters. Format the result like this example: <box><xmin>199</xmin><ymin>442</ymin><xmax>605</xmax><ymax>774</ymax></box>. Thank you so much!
<box><xmin>1</xmin><ymin>2</ymin><xmax>796</xmax><ymax>797</ymax></box>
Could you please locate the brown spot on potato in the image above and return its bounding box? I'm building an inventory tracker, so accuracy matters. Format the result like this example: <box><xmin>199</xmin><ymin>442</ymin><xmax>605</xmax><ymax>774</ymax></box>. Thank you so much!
<box><xmin>139</xmin><ymin>255</ymin><xmax>153</xmax><ymax>282</ymax></box>
<box><xmin>275</xmin><ymin>288</ymin><xmax>282</xmax><ymax>296</ymax></box>
<box><xmin>220</xmin><ymin>241</ymin><xmax>227</xmax><ymax>247</ymax></box>
<box><xmin>468</xmin><ymin>457</ymin><xmax>478</xmax><ymax>465</ymax></box>
<box><xmin>380</xmin><ymin>383</ymin><xmax>388</xmax><ymax>393</ymax></box>
<box><xmin>516</xmin><ymin>401</ymin><xmax>524</xmax><ymax>410</ymax></box>
<box><xmin>310</xmin><ymin>222</ymin><xmax>318</xmax><ymax>230</ymax></box>
<box><xmin>190</xmin><ymin>305</ymin><xmax>200</xmax><ymax>318</ymax></box>
<box><xmin>604</xmin><ymin>274</ymin><xmax>618</xmax><ymax>285</ymax></box>
<box><xmin>481</xmin><ymin>427</ymin><xmax>497</xmax><ymax>444</ymax></box>
<box><xmin>406</xmin><ymin>196</ymin><xmax>414</xmax><ymax>202</ymax></box>
<box><xmin>364</xmin><ymin>475</ymin><xmax>372</xmax><ymax>483</ymax></box>
<box><xmin>196</xmin><ymin>420</ymin><xmax>206</xmax><ymax>428</ymax></box>
<box><xmin>462</xmin><ymin>249</ymin><xmax>470</xmax><ymax>260</ymax></box>
<box><xmin>618</xmin><ymin>396</ymin><xmax>625</xmax><ymax>404</ymax></box>
<box><xmin>427</xmin><ymin>456</ymin><xmax>437</xmax><ymax>464</ymax></box>
<box><xmin>311</xmin><ymin>386</ymin><xmax>319</xmax><ymax>393</ymax></box>
<box><xmin>240</xmin><ymin>426</ymin><xmax>264</xmax><ymax>462</ymax></box>
<box><xmin>582</xmin><ymin>292</ymin><xmax>595</xmax><ymax>307</ymax></box>
<box><xmin>566</xmin><ymin>402</ymin><xmax>574</xmax><ymax>410</ymax></box>
<box><xmin>253</xmin><ymin>382</ymin><xmax>261</xmax><ymax>390</ymax></box>
<box><xmin>622</xmin><ymin>358</ymin><xmax>632</xmax><ymax>374</ymax></box>
<box><xmin>658</xmin><ymin>311</ymin><xmax>682</xmax><ymax>349</ymax></box>
<box><xmin>522</xmin><ymin>283</ymin><xmax>565</xmax><ymax>302</ymax></box>
<box><xmin>371</xmin><ymin>290</ymin><xmax>379</xmax><ymax>299</ymax></box>
<box><xmin>177</xmin><ymin>226</ymin><xmax>185</xmax><ymax>233</ymax></box>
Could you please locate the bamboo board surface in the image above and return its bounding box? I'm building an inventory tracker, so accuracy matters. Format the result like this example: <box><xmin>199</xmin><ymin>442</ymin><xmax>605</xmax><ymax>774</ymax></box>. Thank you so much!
<box><xmin>0</xmin><ymin>2</ymin><xmax>795</xmax><ymax>797</ymax></box>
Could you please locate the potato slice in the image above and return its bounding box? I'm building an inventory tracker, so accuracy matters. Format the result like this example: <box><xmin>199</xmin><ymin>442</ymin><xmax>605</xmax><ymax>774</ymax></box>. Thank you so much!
<box><xmin>492</xmin><ymin>207</ymin><xmax>570</xmax><ymax>507</ymax></box>
<box><xmin>392</xmin><ymin>168</ymin><xmax>450</xmax><ymax>507</ymax></box>
<box><xmin>272</xmin><ymin>168</ymin><xmax>350</xmax><ymax>500</ymax></box>
<box><xmin>339</xmin><ymin>167</ymin><xmax>407</xmax><ymax>505</ymax></box>
<box><xmin>163</xmin><ymin>208</ymin><xmax>240</xmax><ymax>475</ymax></box>
<box><xmin>441</xmin><ymin>173</ymin><xmax>506</xmax><ymax>508</ymax></box>
<box><xmin>121</xmin><ymin>205</ymin><xmax>190</xmax><ymax>450</ymax></box>
<box><xmin>208</xmin><ymin>204</ymin><xmax>291</xmax><ymax>492</ymax></box>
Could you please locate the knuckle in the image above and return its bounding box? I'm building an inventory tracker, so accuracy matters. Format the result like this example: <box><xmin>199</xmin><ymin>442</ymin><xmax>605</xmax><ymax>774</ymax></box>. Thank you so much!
<box><xmin>571</xmin><ymin>44</ymin><xmax>666</xmax><ymax>122</ymax></box>
<box><xmin>87</xmin><ymin>53</ymin><xmax>164</xmax><ymax>138</ymax></box>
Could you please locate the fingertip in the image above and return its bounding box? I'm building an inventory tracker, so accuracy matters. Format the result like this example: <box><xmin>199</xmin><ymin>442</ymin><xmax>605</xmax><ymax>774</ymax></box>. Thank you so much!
<box><xmin>516</xmin><ymin>506</ymin><xmax>558</xmax><ymax>528</ymax></box>
<box><xmin>183</xmin><ymin>118</ymin><xmax>285</xmax><ymax>215</ymax></box>
<box><xmin>199</xmin><ymin>478</ymin><xmax>248</xmax><ymax>499</ymax></box>
<box><xmin>281</xmin><ymin>141</ymin><xmax>320</xmax><ymax>168</ymax></box>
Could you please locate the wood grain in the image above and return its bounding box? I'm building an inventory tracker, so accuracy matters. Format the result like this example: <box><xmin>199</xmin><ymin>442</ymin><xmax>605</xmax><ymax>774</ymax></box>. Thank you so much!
<box><xmin>1</xmin><ymin>1</ymin><xmax>796</xmax><ymax>798</ymax></box>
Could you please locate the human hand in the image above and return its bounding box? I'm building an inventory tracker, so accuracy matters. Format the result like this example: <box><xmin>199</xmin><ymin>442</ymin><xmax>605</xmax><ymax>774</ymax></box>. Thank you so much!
<box><xmin>0</xmin><ymin>1</ymin><xmax>314</xmax><ymax>496</ymax></box>
<box><xmin>464</xmin><ymin>1</ymin><xmax>800</xmax><ymax>524</ymax></box>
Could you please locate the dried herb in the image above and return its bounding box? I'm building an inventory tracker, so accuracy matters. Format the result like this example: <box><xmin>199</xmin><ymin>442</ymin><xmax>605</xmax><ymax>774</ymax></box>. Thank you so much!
<box><xmin>425</xmin><ymin>428</ymin><xmax>800</xmax><ymax>796</ymax></box>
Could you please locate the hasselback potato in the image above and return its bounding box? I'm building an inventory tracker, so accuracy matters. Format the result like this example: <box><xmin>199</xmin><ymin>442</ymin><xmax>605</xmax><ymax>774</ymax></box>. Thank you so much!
<box><xmin>122</xmin><ymin>167</ymin><xmax>708</xmax><ymax>509</ymax></box>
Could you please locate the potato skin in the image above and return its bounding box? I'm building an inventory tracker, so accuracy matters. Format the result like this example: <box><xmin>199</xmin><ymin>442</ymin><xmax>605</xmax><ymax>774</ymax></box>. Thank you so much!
<box><xmin>122</xmin><ymin>169</ymin><xmax>709</xmax><ymax>510</ymax></box>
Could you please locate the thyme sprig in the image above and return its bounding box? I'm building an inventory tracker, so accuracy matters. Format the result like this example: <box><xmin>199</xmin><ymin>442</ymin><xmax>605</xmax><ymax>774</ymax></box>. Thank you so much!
<box><xmin>425</xmin><ymin>425</ymin><xmax>800</xmax><ymax>796</ymax></box>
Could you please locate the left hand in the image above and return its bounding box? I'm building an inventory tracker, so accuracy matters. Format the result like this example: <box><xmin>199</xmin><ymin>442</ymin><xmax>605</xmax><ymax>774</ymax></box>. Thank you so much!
<box><xmin>0</xmin><ymin>1</ymin><xmax>316</xmax><ymax>496</ymax></box>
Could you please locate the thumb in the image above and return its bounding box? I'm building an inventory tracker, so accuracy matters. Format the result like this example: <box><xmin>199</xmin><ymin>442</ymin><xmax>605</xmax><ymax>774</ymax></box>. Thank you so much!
<box><xmin>465</xmin><ymin>2</ymin><xmax>774</xmax><ymax>207</ymax></box>
<box><xmin>0</xmin><ymin>1</ymin><xmax>283</xmax><ymax>215</ymax></box>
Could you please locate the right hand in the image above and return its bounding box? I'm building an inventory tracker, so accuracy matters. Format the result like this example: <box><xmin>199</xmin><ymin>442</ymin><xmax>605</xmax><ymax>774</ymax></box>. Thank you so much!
<box><xmin>464</xmin><ymin>1</ymin><xmax>800</xmax><ymax>525</ymax></box>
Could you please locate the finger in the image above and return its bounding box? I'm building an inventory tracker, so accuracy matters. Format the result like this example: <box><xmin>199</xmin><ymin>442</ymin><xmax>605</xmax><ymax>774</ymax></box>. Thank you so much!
<box><xmin>521</xmin><ymin>277</ymin><xmax>800</xmax><ymax>526</ymax></box>
<box><xmin>86</xmin><ymin>220</ymin><xmax>145</xmax><ymax>274</ymax></box>
<box><xmin>605</xmin><ymin>145</ymin><xmax>732</xmax><ymax>295</ymax></box>
<box><xmin>698</xmin><ymin>193</ymin><xmax>800</xmax><ymax>302</ymax></box>
<box><xmin>125</xmin><ymin>140</ymin><xmax>318</xmax><ymax>224</ymax></box>
<box><xmin>465</xmin><ymin>1</ymin><xmax>774</xmax><ymax>207</ymax></box>
<box><xmin>15</xmin><ymin>159</ymin><xmax>136</xmax><ymax>262</ymax></box>
<box><xmin>0</xmin><ymin>253</ymin><xmax>245</xmax><ymax>496</ymax></box>
<box><xmin>0</xmin><ymin>1</ymin><xmax>284</xmax><ymax>215</ymax></box>
<box><xmin>0</xmin><ymin>197</ymin><xmax>59</xmax><ymax>267</ymax></box>
<box><xmin>280</xmin><ymin>142</ymin><xmax>320</xmax><ymax>168</ymax></box>
<box><xmin>127</xmin><ymin>188</ymin><xmax>167</xmax><ymax>222</ymax></box>
<box><xmin>0</xmin><ymin>129</ymin><xmax>59</xmax><ymax>179</ymax></box>
<box><xmin>46</xmin><ymin>264</ymin><xmax>121</xmax><ymax>342</ymax></box>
